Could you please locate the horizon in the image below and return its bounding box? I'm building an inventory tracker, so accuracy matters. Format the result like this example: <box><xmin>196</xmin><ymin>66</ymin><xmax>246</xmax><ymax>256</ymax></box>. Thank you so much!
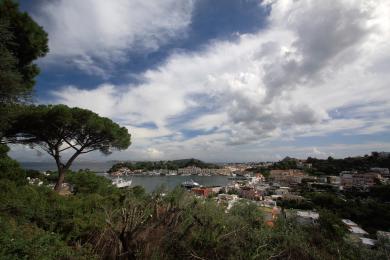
<box><xmin>18</xmin><ymin>151</ymin><xmax>390</xmax><ymax>165</ymax></box>
<box><xmin>9</xmin><ymin>0</ymin><xmax>390</xmax><ymax>162</ymax></box>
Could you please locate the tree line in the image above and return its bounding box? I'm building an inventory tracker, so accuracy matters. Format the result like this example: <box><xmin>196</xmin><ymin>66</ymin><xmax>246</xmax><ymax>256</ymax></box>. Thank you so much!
<box><xmin>109</xmin><ymin>158</ymin><xmax>221</xmax><ymax>172</ymax></box>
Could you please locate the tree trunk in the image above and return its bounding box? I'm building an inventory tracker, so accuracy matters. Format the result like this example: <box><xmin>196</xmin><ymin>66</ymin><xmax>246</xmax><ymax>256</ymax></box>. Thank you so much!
<box><xmin>54</xmin><ymin>166</ymin><xmax>66</xmax><ymax>192</ymax></box>
<box><xmin>53</xmin><ymin>150</ymin><xmax>81</xmax><ymax>192</ymax></box>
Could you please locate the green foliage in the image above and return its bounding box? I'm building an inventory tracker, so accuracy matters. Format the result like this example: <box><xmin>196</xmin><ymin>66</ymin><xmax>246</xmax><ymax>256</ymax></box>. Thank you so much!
<box><xmin>369</xmin><ymin>184</ymin><xmax>390</xmax><ymax>202</ymax></box>
<box><xmin>304</xmin><ymin>192</ymin><xmax>390</xmax><ymax>234</ymax></box>
<box><xmin>0</xmin><ymin>173</ymin><xmax>388</xmax><ymax>259</ymax></box>
<box><xmin>6</xmin><ymin>104</ymin><xmax>131</xmax><ymax>155</ymax></box>
<box><xmin>0</xmin><ymin>144</ymin><xmax>26</xmax><ymax>185</ymax></box>
<box><xmin>272</xmin><ymin>157</ymin><xmax>299</xmax><ymax>169</ymax></box>
<box><xmin>109</xmin><ymin>158</ymin><xmax>220</xmax><ymax>172</ymax></box>
<box><xmin>66</xmin><ymin>170</ymin><xmax>117</xmax><ymax>196</ymax></box>
<box><xmin>0</xmin><ymin>0</ymin><xmax>48</xmax><ymax>104</ymax></box>
<box><xmin>318</xmin><ymin>209</ymin><xmax>347</xmax><ymax>239</ymax></box>
<box><xmin>278</xmin><ymin>199</ymin><xmax>314</xmax><ymax>210</ymax></box>
<box><xmin>0</xmin><ymin>217</ymin><xmax>90</xmax><ymax>259</ymax></box>
<box><xmin>0</xmin><ymin>178</ymin><xmax>109</xmax><ymax>257</ymax></box>
<box><xmin>5</xmin><ymin>104</ymin><xmax>131</xmax><ymax>190</ymax></box>
<box><xmin>245</xmin><ymin>166</ymin><xmax>270</xmax><ymax>178</ymax></box>
<box><xmin>229</xmin><ymin>200</ymin><xmax>264</xmax><ymax>226</ymax></box>
<box><xmin>306</xmin><ymin>153</ymin><xmax>390</xmax><ymax>175</ymax></box>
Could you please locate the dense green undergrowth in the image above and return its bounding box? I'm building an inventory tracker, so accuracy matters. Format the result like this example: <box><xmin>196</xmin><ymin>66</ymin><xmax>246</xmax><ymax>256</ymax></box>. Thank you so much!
<box><xmin>0</xmin><ymin>154</ymin><xmax>388</xmax><ymax>259</ymax></box>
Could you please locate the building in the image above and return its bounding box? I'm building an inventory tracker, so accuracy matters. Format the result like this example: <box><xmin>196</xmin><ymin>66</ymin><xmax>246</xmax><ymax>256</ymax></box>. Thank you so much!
<box><xmin>110</xmin><ymin>167</ymin><xmax>132</xmax><ymax>176</ymax></box>
<box><xmin>255</xmin><ymin>184</ymin><xmax>271</xmax><ymax>196</ymax></box>
<box><xmin>282</xmin><ymin>194</ymin><xmax>305</xmax><ymax>201</ymax></box>
<box><xmin>239</xmin><ymin>187</ymin><xmax>262</xmax><ymax>200</ymax></box>
<box><xmin>326</xmin><ymin>176</ymin><xmax>341</xmax><ymax>185</ymax></box>
<box><xmin>352</xmin><ymin>172</ymin><xmax>381</xmax><ymax>188</ymax></box>
<box><xmin>269</xmin><ymin>169</ymin><xmax>307</xmax><ymax>185</ymax></box>
<box><xmin>295</xmin><ymin>210</ymin><xmax>319</xmax><ymax>225</ymax></box>
<box><xmin>191</xmin><ymin>187</ymin><xmax>213</xmax><ymax>197</ymax></box>
<box><xmin>370</xmin><ymin>167</ymin><xmax>390</xmax><ymax>178</ymax></box>
<box><xmin>342</xmin><ymin>219</ymin><xmax>368</xmax><ymax>236</ymax></box>
<box><xmin>178</xmin><ymin>166</ymin><xmax>230</xmax><ymax>176</ymax></box>
<box><xmin>274</xmin><ymin>187</ymin><xmax>290</xmax><ymax>196</ymax></box>
<box><xmin>258</xmin><ymin>196</ymin><xmax>277</xmax><ymax>207</ymax></box>
<box><xmin>340</xmin><ymin>173</ymin><xmax>353</xmax><ymax>188</ymax></box>
<box><xmin>251</xmin><ymin>173</ymin><xmax>265</xmax><ymax>183</ymax></box>
<box><xmin>342</xmin><ymin>219</ymin><xmax>377</xmax><ymax>247</ymax></box>
<box><xmin>217</xmin><ymin>194</ymin><xmax>239</xmax><ymax>211</ymax></box>
<box><xmin>378</xmin><ymin>152</ymin><xmax>390</xmax><ymax>158</ymax></box>
<box><xmin>340</xmin><ymin>171</ymin><xmax>381</xmax><ymax>189</ymax></box>
<box><xmin>297</xmin><ymin>161</ymin><xmax>312</xmax><ymax>169</ymax></box>
<box><xmin>359</xmin><ymin>237</ymin><xmax>377</xmax><ymax>248</ymax></box>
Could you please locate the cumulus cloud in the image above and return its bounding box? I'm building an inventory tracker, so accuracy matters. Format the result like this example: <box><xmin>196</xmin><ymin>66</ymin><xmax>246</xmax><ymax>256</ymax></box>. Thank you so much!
<box><xmin>47</xmin><ymin>0</ymin><xmax>390</xmax><ymax>161</ymax></box>
<box><xmin>145</xmin><ymin>148</ymin><xmax>164</xmax><ymax>159</ymax></box>
<box><xmin>33</xmin><ymin>0</ymin><xmax>194</xmax><ymax>76</ymax></box>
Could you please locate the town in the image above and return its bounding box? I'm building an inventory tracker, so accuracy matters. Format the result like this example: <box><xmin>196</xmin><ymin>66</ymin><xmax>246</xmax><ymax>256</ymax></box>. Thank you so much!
<box><xmin>108</xmin><ymin>152</ymin><xmax>390</xmax><ymax>249</ymax></box>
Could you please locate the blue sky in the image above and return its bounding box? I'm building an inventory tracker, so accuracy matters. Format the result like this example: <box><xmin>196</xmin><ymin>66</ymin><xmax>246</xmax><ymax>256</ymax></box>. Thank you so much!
<box><xmin>10</xmin><ymin>0</ymin><xmax>390</xmax><ymax>162</ymax></box>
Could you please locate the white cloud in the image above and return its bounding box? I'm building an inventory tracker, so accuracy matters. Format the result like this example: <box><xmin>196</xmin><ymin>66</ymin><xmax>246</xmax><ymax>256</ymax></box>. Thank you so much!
<box><xmin>51</xmin><ymin>85</ymin><xmax>119</xmax><ymax>118</ymax></box>
<box><xmin>41</xmin><ymin>0</ymin><xmax>390</xmax><ymax>161</ymax></box>
<box><xmin>145</xmin><ymin>148</ymin><xmax>164</xmax><ymax>159</ymax></box>
<box><xmin>33</xmin><ymin>0</ymin><xmax>194</xmax><ymax>76</ymax></box>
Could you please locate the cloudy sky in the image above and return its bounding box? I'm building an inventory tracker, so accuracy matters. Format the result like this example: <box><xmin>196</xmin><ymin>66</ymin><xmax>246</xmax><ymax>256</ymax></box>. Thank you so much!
<box><xmin>11</xmin><ymin>0</ymin><xmax>390</xmax><ymax>162</ymax></box>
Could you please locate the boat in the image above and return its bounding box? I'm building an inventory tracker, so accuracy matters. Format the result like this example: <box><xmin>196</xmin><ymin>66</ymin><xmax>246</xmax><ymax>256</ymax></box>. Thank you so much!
<box><xmin>181</xmin><ymin>179</ymin><xmax>200</xmax><ymax>188</ymax></box>
<box><xmin>112</xmin><ymin>177</ymin><xmax>132</xmax><ymax>188</ymax></box>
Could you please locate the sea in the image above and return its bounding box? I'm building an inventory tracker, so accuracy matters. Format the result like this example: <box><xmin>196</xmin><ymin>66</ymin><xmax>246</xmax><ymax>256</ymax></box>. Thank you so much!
<box><xmin>20</xmin><ymin>161</ymin><xmax>115</xmax><ymax>172</ymax></box>
<box><xmin>20</xmin><ymin>161</ymin><xmax>230</xmax><ymax>192</ymax></box>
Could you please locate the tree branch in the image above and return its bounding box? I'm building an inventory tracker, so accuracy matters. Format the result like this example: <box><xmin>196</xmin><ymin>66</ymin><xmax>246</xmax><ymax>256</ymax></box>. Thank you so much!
<box><xmin>64</xmin><ymin>149</ymin><xmax>82</xmax><ymax>169</ymax></box>
<box><xmin>63</xmin><ymin>138</ymin><xmax>82</xmax><ymax>152</ymax></box>
<box><xmin>58</xmin><ymin>145</ymin><xmax>73</xmax><ymax>152</ymax></box>
<box><xmin>80</xmin><ymin>147</ymin><xmax>101</xmax><ymax>154</ymax></box>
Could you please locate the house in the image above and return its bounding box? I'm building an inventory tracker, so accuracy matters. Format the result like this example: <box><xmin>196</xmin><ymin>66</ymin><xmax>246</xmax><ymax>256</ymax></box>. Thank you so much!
<box><xmin>295</xmin><ymin>210</ymin><xmax>319</xmax><ymax>225</ymax></box>
<box><xmin>370</xmin><ymin>167</ymin><xmax>390</xmax><ymax>178</ymax></box>
<box><xmin>282</xmin><ymin>194</ymin><xmax>304</xmax><ymax>201</ymax></box>
<box><xmin>342</xmin><ymin>219</ymin><xmax>368</xmax><ymax>236</ymax></box>
<box><xmin>297</xmin><ymin>161</ymin><xmax>312</xmax><ymax>169</ymax></box>
<box><xmin>247</xmin><ymin>174</ymin><xmax>265</xmax><ymax>185</ymax></box>
<box><xmin>326</xmin><ymin>176</ymin><xmax>341</xmax><ymax>185</ymax></box>
<box><xmin>352</xmin><ymin>172</ymin><xmax>381</xmax><ymax>188</ymax></box>
<box><xmin>340</xmin><ymin>172</ymin><xmax>381</xmax><ymax>189</ymax></box>
<box><xmin>259</xmin><ymin>196</ymin><xmax>277</xmax><ymax>207</ymax></box>
<box><xmin>110</xmin><ymin>167</ymin><xmax>132</xmax><ymax>176</ymax></box>
<box><xmin>359</xmin><ymin>237</ymin><xmax>377</xmax><ymax>248</ymax></box>
<box><xmin>191</xmin><ymin>187</ymin><xmax>213</xmax><ymax>197</ymax></box>
<box><xmin>274</xmin><ymin>186</ymin><xmax>290</xmax><ymax>196</ymax></box>
<box><xmin>217</xmin><ymin>194</ymin><xmax>239</xmax><ymax>211</ymax></box>
<box><xmin>239</xmin><ymin>187</ymin><xmax>262</xmax><ymax>200</ymax></box>
<box><xmin>269</xmin><ymin>169</ymin><xmax>307</xmax><ymax>185</ymax></box>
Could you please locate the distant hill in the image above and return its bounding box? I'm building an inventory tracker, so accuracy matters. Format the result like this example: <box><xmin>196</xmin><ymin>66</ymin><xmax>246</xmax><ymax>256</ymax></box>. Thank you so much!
<box><xmin>108</xmin><ymin>158</ymin><xmax>220</xmax><ymax>173</ymax></box>
<box><xmin>306</xmin><ymin>152</ymin><xmax>390</xmax><ymax>175</ymax></box>
<box><xmin>271</xmin><ymin>152</ymin><xmax>390</xmax><ymax>176</ymax></box>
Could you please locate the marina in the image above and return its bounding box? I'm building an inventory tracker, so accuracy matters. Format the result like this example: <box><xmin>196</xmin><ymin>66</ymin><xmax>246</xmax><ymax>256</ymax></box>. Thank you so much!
<box><xmin>104</xmin><ymin>174</ymin><xmax>230</xmax><ymax>192</ymax></box>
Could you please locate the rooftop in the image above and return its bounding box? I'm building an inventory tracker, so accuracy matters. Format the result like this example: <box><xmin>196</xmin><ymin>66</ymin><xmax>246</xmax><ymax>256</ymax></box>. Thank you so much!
<box><xmin>296</xmin><ymin>211</ymin><xmax>319</xmax><ymax>219</ymax></box>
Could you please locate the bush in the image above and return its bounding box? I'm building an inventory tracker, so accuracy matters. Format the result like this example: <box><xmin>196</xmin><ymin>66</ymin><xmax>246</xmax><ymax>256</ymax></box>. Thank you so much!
<box><xmin>65</xmin><ymin>170</ymin><xmax>117</xmax><ymax>196</ymax></box>
<box><xmin>0</xmin><ymin>217</ymin><xmax>92</xmax><ymax>259</ymax></box>
<box><xmin>0</xmin><ymin>166</ymin><xmax>388</xmax><ymax>259</ymax></box>
<box><xmin>0</xmin><ymin>145</ymin><xmax>26</xmax><ymax>185</ymax></box>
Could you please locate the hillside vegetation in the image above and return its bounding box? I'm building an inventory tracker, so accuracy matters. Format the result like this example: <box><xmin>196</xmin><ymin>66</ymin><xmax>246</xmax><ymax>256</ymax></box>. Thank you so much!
<box><xmin>0</xmin><ymin>151</ymin><xmax>388</xmax><ymax>259</ymax></box>
<box><xmin>109</xmin><ymin>158</ymin><xmax>221</xmax><ymax>173</ymax></box>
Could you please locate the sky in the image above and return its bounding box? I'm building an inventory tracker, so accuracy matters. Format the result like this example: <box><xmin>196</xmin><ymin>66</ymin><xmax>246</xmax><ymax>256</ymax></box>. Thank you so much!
<box><xmin>10</xmin><ymin>0</ymin><xmax>390</xmax><ymax>162</ymax></box>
